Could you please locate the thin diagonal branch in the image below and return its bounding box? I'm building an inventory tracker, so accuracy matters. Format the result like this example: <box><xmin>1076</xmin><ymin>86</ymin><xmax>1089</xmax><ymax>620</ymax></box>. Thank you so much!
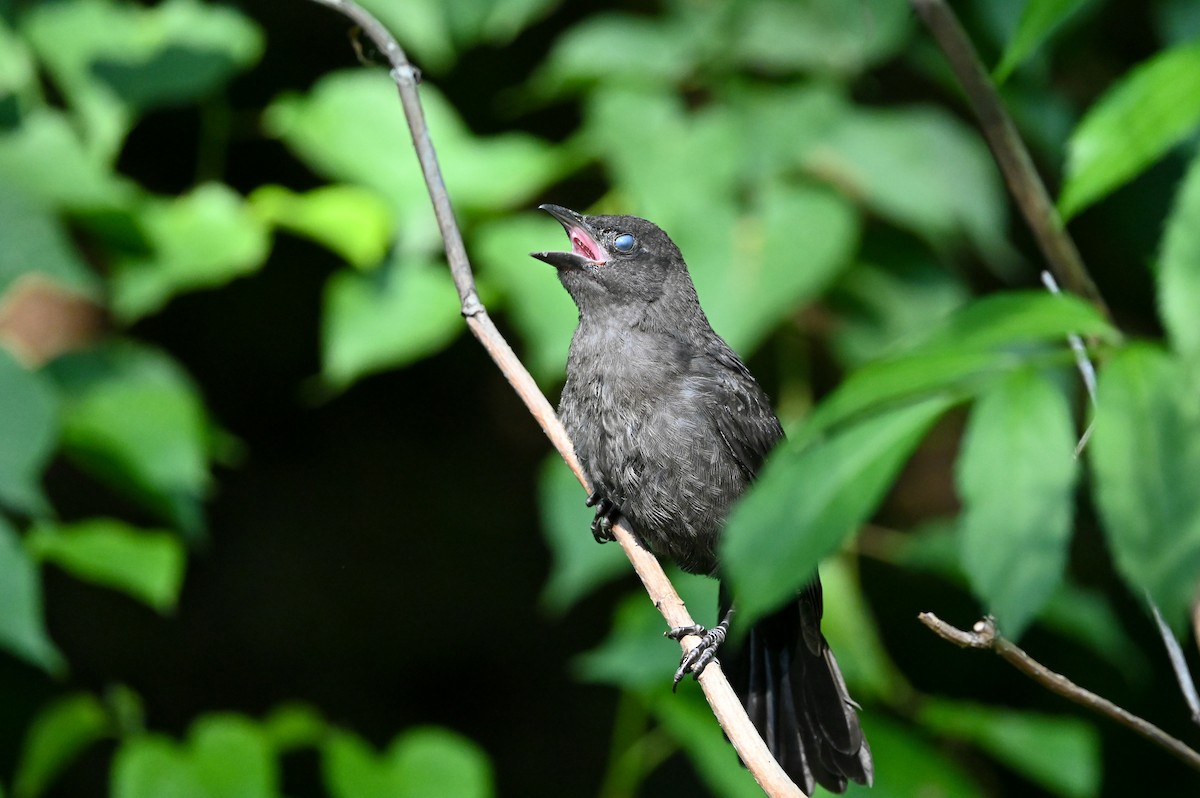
<box><xmin>304</xmin><ymin>1</ymin><xmax>802</xmax><ymax>795</ymax></box>
<box><xmin>908</xmin><ymin>0</ymin><xmax>1111</xmax><ymax>322</ymax></box>
<box><xmin>920</xmin><ymin>613</ymin><xmax>1200</xmax><ymax>772</ymax></box>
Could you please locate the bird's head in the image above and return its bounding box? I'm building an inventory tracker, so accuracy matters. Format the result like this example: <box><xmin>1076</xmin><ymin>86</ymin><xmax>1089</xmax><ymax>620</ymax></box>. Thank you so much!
<box><xmin>531</xmin><ymin>204</ymin><xmax>691</xmax><ymax>311</ymax></box>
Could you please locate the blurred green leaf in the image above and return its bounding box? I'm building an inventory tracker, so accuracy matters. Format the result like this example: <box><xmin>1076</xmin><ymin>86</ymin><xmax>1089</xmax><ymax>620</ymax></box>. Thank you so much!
<box><xmin>321</xmin><ymin>255</ymin><xmax>463</xmax><ymax>389</ymax></box>
<box><xmin>0</xmin><ymin>185</ymin><xmax>102</xmax><ymax>300</ymax></box>
<box><xmin>0</xmin><ymin>110</ymin><xmax>133</xmax><ymax>211</ymax></box>
<box><xmin>0</xmin><ymin>18</ymin><xmax>34</xmax><ymax>96</ymax></box>
<box><xmin>1040</xmin><ymin>582</ymin><xmax>1152</xmax><ymax>683</ymax></box>
<box><xmin>261</xmin><ymin>703</ymin><xmax>326</xmax><ymax>753</ymax></box>
<box><xmin>1156</xmin><ymin>0</ymin><xmax>1200</xmax><ymax>45</ymax></box>
<box><xmin>50</xmin><ymin>342</ymin><xmax>211</xmax><ymax>537</ymax></box>
<box><xmin>112</xmin><ymin>715</ymin><xmax>277</xmax><ymax>798</ymax></box>
<box><xmin>702</xmin><ymin>182</ymin><xmax>859</xmax><ymax>354</ymax></box>
<box><xmin>1158</xmin><ymin>148</ymin><xmax>1200</xmax><ymax>362</ymax></box>
<box><xmin>22</xmin><ymin>0</ymin><xmax>263</xmax><ymax>158</ymax></box>
<box><xmin>730</xmin><ymin>0</ymin><xmax>911</xmax><ymax>76</ymax></box>
<box><xmin>723</xmin><ymin>395</ymin><xmax>955</xmax><ymax>625</ymax></box>
<box><xmin>1090</xmin><ymin>345</ymin><xmax>1200</xmax><ymax>630</ymax></box>
<box><xmin>808</xmin><ymin>106</ymin><xmax>1010</xmax><ymax>261</ymax></box>
<box><xmin>534</xmin><ymin>13</ymin><xmax>693</xmax><ymax>94</ymax></box>
<box><xmin>844</xmin><ymin>715</ymin><xmax>983</xmax><ymax>797</ymax></box>
<box><xmin>111</xmin><ymin>183</ymin><xmax>270</xmax><ymax>321</ymax></box>
<box><xmin>829</xmin><ymin>251</ymin><xmax>971</xmax><ymax>369</ymax></box>
<box><xmin>13</xmin><ymin>693</ymin><xmax>110</xmax><ymax>798</ymax></box>
<box><xmin>248</xmin><ymin>184</ymin><xmax>394</xmax><ymax>270</ymax></box>
<box><xmin>0</xmin><ymin>515</ymin><xmax>63</xmax><ymax>673</ymax></box>
<box><xmin>0</xmin><ymin>348</ymin><xmax>57</xmax><ymax>515</ymax></box>
<box><xmin>473</xmin><ymin>213</ymin><xmax>578</xmax><ymax>383</ymax></box>
<box><xmin>26</xmin><ymin>518</ymin><xmax>186</xmax><ymax>613</ymax></box>
<box><xmin>957</xmin><ymin>368</ymin><xmax>1078</xmax><ymax>639</ymax></box>
<box><xmin>1060</xmin><ymin>39</ymin><xmax>1200</xmax><ymax>219</ymax></box>
<box><xmin>360</xmin><ymin>0</ymin><xmax>554</xmax><ymax>73</ymax></box>
<box><xmin>807</xmin><ymin>291</ymin><xmax>1115</xmax><ymax>437</ymax></box>
<box><xmin>189</xmin><ymin>715</ymin><xmax>277</xmax><ymax>798</ymax></box>
<box><xmin>111</xmin><ymin>735</ymin><xmax>206</xmax><ymax>798</ymax></box>
<box><xmin>919</xmin><ymin>699</ymin><xmax>1101</xmax><ymax>797</ymax></box>
<box><xmin>994</xmin><ymin>0</ymin><xmax>1094</xmax><ymax>83</ymax></box>
<box><xmin>323</xmin><ymin>727</ymin><xmax>493</xmax><ymax>798</ymax></box>
<box><xmin>649</xmin><ymin>689</ymin><xmax>762</xmax><ymax>798</ymax></box>
<box><xmin>265</xmin><ymin>71</ymin><xmax>565</xmax><ymax>252</ymax></box>
<box><xmin>536</xmin><ymin>455</ymin><xmax>629</xmax><ymax>614</ymax></box>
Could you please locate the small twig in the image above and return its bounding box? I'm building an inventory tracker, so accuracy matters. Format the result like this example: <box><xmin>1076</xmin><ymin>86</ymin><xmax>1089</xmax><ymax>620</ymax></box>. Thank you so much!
<box><xmin>1149</xmin><ymin>595</ymin><xmax>1200</xmax><ymax>726</ymax></box>
<box><xmin>1039</xmin><ymin>271</ymin><xmax>1096</xmax><ymax>456</ymax></box>
<box><xmin>919</xmin><ymin>613</ymin><xmax>1200</xmax><ymax>772</ymax></box>
<box><xmin>908</xmin><ymin>0</ymin><xmax>1111</xmax><ymax>323</ymax></box>
<box><xmin>305</xmin><ymin>1</ymin><xmax>801</xmax><ymax>795</ymax></box>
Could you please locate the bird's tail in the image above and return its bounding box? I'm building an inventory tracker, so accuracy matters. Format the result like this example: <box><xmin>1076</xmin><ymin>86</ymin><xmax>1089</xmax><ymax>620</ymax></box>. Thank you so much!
<box><xmin>719</xmin><ymin>580</ymin><xmax>873</xmax><ymax>794</ymax></box>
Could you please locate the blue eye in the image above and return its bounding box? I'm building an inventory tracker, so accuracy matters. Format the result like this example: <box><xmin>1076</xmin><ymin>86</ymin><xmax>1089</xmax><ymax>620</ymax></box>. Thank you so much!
<box><xmin>613</xmin><ymin>233</ymin><xmax>635</xmax><ymax>253</ymax></box>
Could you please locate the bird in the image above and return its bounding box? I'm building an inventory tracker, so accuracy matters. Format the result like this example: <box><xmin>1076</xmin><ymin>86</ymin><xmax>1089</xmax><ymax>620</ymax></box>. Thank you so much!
<box><xmin>531</xmin><ymin>204</ymin><xmax>873</xmax><ymax>794</ymax></box>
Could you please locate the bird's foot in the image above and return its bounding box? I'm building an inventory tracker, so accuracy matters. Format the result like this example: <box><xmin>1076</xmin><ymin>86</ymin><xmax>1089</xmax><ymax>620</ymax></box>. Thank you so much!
<box><xmin>666</xmin><ymin>620</ymin><xmax>729</xmax><ymax>690</ymax></box>
<box><xmin>586</xmin><ymin>491</ymin><xmax>619</xmax><ymax>544</ymax></box>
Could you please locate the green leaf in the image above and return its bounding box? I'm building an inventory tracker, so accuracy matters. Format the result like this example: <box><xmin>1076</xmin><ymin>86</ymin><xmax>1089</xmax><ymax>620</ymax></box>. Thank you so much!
<box><xmin>321</xmin><ymin>256</ymin><xmax>463</xmax><ymax>389</ymax></box>
<box><xmin>248</xmin><ymin>184</ymin><xmax>394</xmax><ymax>270</ymax></box>
<box><xmin>26</xmin><ymin>519</ymin><xmax>186</xmax><ymax>613</ymax></box>
<box><xmin>188</xmin><ymin>715</ymin><xmax>277</xmax><ymax>798</ymax></box>
<box><xmin>1060</xmin><ymin>40</ymin><xmax>1200</xmax><ymax>219</ymax></box>
<box><xmin>1158</xmin><ymin>148</ymin><xmax>1200</xmax><ymax>361</ymax></box>
<box><xmin>261</xmin><ymin>703</ymin><xmax>326</xmax><ymax>753</ymax></box>
<box><xmin>49</xmin><ymin>342</ymin><xmax>211</xmax><ymax>537</ymax></box>
<box><xmin>723</xmin><ymin>395</ymin><xmax>955</xmax><ymax>624</ymax></box>
<box><xmin>534</xmin><ymin>13</ymin><xmax>693</xmax><ymax>93</ymax></box>
<box><xmin>844</xmin><ymin>715</ymin><xmax>983</xmax><ymax>797</ymax></box>
<box><xmin>22</xmin><ymin>0</ymin><xmax>263</xmax><ymax>159</ymax></box>
<box><xmin>265</xmin><ymin>71</ymin><xmax>565</xmax><ymax>247</ymax></box>
<box><xmin>0</xmin><ymin>110</ymin><xmax>133</xmax><ymax>211</ymax></box>
<box><xmin>919</xmin><ymin>699</ymin><xmax>1101</xmax><ymax>797</ymax></box>
<box><xmin>957</xmin><ymin>368</ymin><xmax>1078</xmax><ymax>639</ymax></box>
<box><xmin>1090</xmin><ymin>345</ymin><xmax>1200</xmax><ymax>630</ymax></box>
<box><xmin>807</xmin><ymin>291</ymin><xmax>1115</xmax><ymax>437</ymax></box>
<box><xmin>111</xmin><ymin>736</ymin><xmax>206</xmax><ymax>798</ymax></box>
<box><xmin>111</xmin><ymin>183</ymin><xmax>270</xmax><ymax>321</ymax></box>
<box><xmin>473</xmin><ymin>213</ymin><xmax>578</xmax><ymax>383</ymax></box>
<box><xmin>994</xmin><ymin>0</ymin><xmax>1095</xmax><ymax>83</ymax></box>
<box><xmin>818</xmin><ymin>556</ymin><xmax>903</xmax><ymax>702</ymax></box>
<box><xmin>13</xmin><ymin>693</ymin><xmax>110</xmax><ymax>798</ymax></box>
<box><xmin>730</xmin><ymin>0</ymin><xmax>912</xmax><ymax>76</ymax></box>
<box><xmin>808</xmin><ymin>106</ymin><xmax>1010</xmax><ymax>260</ymax></box>
<box><xmin>536</xmin><ymin>455</ymin><xmax>629</xmax><ymax>614</ymax></box>
<box><xmin>0</xmin><ymin>348</ymin><xmax>58</xmax><ymax>515</ymax></box>
<box><xmin>323</xmin><ymin>727</ymin><xmax>493</xmax><ymax>798</ymax></box>
<box><xmin>649</xmin><ymin>690</ymin><xmax>762</xmax><ymax>798</ymax></box>
<box><xmin>0</xmin><ymin>516</ymin><xmax>63</xmax><ymax>673</ymax></box>
<box><xmin>0</xmin><ymin>184</ymin><xmax>102</xmax><ymax>300</ymax></box>
<box><xmin>111</xmin><ymin>716</ymin><xmax>277</xmax><ymax>798</ymax></box>
<box><xmin>699</xmin><ymin>182</ymin><xmax>859</xmax><ymax>355</ymax></box>
<box><xmin>0</xmin><ymin>18</ymin><xmax>35</xmax><ymax>96</ymax></box>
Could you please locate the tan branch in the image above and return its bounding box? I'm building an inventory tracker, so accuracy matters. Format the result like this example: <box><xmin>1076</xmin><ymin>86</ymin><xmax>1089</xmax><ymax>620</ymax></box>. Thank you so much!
<box><xmin>919</xmin><ymin>613</ymin><xmax>1200</xmax><ymax>772</ymax></box>
<box><xmin>305</xmin><ymin>1</ymin><xmax>802</xmax><ymax>794</ymax></box>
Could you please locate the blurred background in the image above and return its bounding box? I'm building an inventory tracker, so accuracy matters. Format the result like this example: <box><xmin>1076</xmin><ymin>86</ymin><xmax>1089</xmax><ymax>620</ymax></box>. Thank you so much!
<box><xmin>1</xmin><ymin>0</ymin><xmax>1199</xmax><ymax>795</ymax></box>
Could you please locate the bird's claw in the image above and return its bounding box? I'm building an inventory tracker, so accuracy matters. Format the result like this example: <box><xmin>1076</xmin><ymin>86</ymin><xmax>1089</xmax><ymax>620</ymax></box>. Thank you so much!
<box><xmin>587</xmin><ymin>491</ymin><xmax>619</xmax><ymax>544</ymax></box>
<box><xmin>666</xmin><ymin>622</ymin><xmax>728</xmax><ymax>691</ymax></box>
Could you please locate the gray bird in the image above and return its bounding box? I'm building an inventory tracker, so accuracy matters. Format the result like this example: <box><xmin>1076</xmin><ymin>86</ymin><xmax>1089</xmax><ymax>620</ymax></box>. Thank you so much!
<box><xmin>532</xmin><ymin>204</ymin><xmax>873</xmax><ymax>794</ymax></box>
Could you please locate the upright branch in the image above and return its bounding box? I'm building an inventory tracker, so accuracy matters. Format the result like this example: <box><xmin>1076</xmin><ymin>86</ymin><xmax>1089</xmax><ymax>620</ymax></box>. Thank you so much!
<box><xmin>908</xmin><ymin>0</ymin><xmax>1111</xmax><ymax>322</ymax></box>
<box><xmin>920</xmin><ymin>613</ymin><xmax>1200</xmax><ymax>772</ymax></box>
<box><xmin>305</xmin><ymin>1</ymin><xmax>803</xmax><ymax>795</ymax></box>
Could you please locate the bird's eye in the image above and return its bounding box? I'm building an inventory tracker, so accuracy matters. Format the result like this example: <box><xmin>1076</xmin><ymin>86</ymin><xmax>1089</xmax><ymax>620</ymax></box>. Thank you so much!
<box><xmin>613</xmin><ymin>233</ymin><xmax>636</xmax><ymax>253</ymax></box>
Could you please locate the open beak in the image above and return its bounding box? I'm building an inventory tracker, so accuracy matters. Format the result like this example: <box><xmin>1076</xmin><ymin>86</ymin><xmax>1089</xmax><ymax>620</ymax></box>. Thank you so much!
<box><xmin>531</xmin><ymin>204</ymin><xmax>610</xmax><ymax>269</ymax></box>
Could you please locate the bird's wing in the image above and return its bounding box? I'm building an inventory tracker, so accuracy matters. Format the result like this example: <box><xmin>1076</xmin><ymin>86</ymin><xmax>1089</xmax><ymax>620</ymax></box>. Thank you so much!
<box><xmin>701</xmin><ymin>345</ymin><xmax>784</xmax><ymax>483</ymax></box>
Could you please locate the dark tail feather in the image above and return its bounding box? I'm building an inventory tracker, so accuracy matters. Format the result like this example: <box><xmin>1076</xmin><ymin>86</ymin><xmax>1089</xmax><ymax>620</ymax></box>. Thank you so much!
<box><xmin>720</xmin><ymin>580</ymin><xmax>873</xmax><ymax>794</ymax></box>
